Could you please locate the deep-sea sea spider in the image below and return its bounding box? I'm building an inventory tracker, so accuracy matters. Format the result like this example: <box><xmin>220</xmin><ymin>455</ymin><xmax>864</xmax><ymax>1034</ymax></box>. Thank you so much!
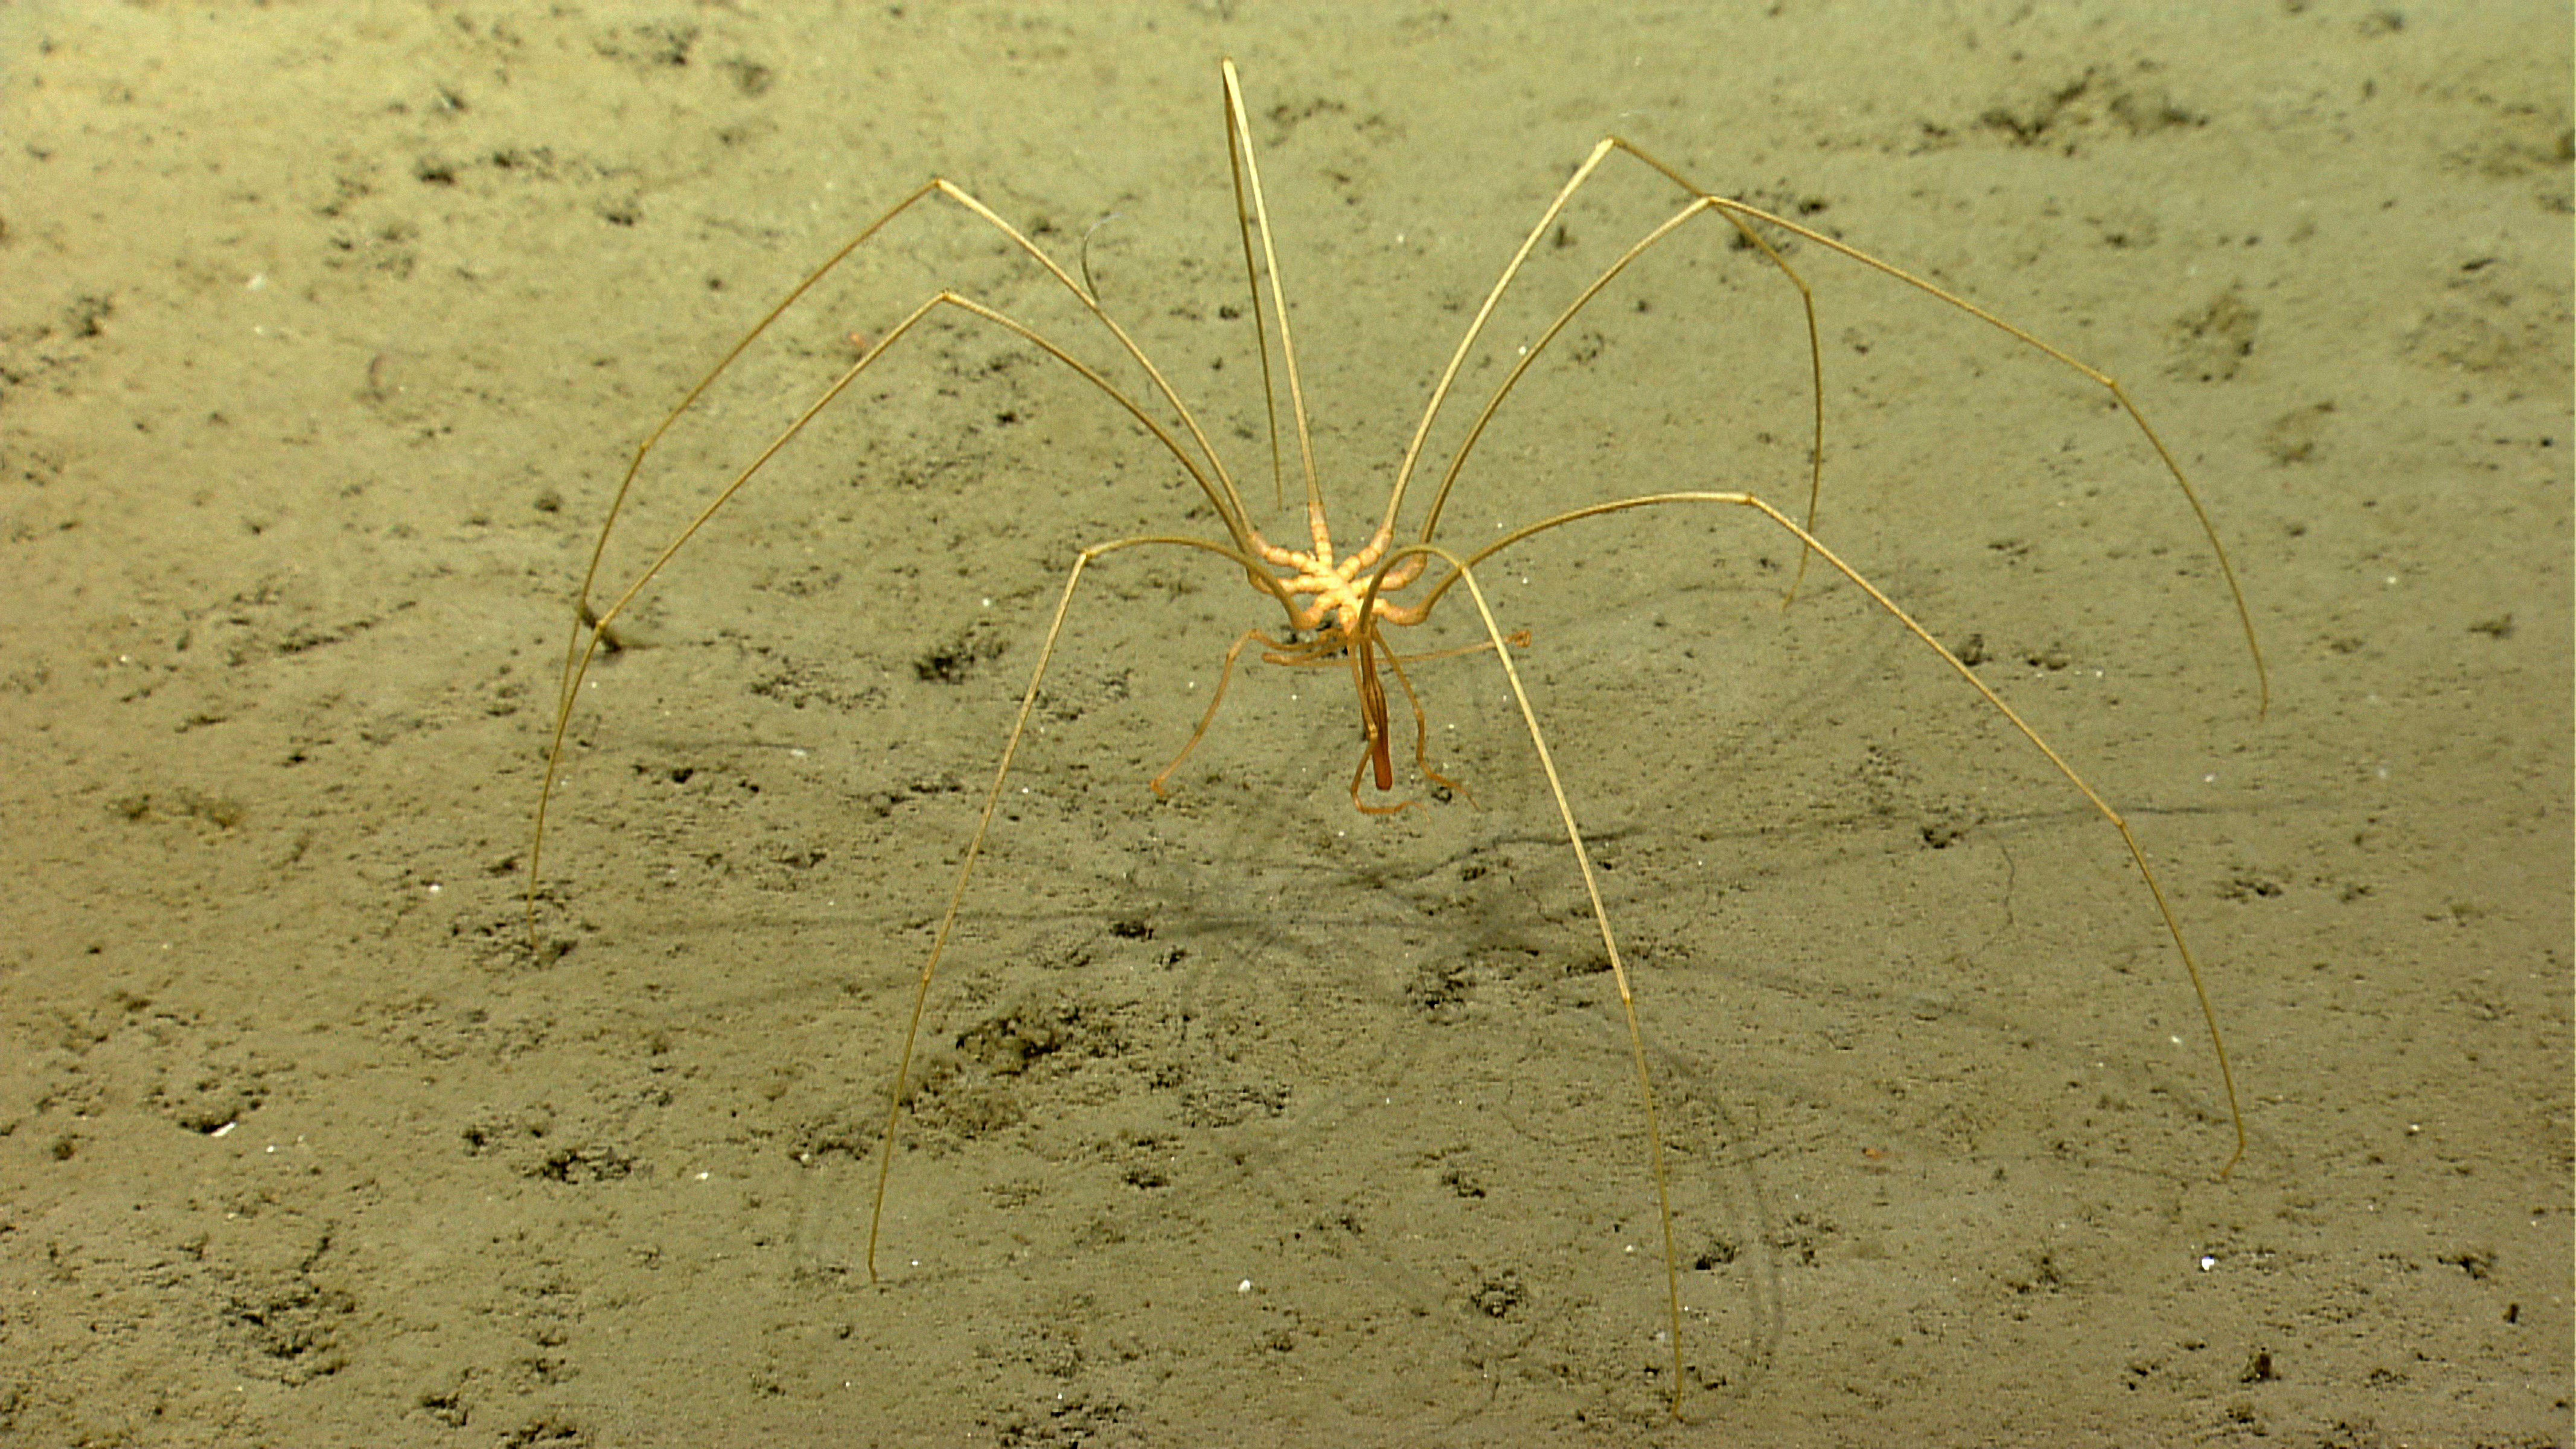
<box><xmin>526</xmin><ymin>59</ymin><xmax>2265</xmax><ymax>1415</ymax></box>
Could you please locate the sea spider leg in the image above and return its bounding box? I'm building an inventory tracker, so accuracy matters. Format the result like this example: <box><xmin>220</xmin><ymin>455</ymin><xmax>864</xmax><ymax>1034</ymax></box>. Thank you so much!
<box><xmin>1416</xmin><ymin>490</ymin><xmax>2249</xmax><ymax>1180</ymax></box>
<box><xmin>1147</xmin><ymin>628</ymin><xmax>1277</xmax><ymax>800</ymax></box>
<box><xmin>1375</xmin><ymin>133</ymin><xmax>2269</xmax><ymax>715</ymax></box>
<box><xmin>1356</xmin><ymin>542</ymin><xmax>1687</xmax><ymax>1409</ymax></box>
<box><xmin>864</xmin><ymin>531</ymin><xmax>1287</xmax><ymax>1290</ymax></box>
<box><xmin>1363</xmin><ymin>486</ymin><xmax>2247</xmax><ymax>1411</ymax></box>
<box><xmin>525</xmin><ymin>179</ymin><xmax>1322</xmax><ymax>936</ymax></box>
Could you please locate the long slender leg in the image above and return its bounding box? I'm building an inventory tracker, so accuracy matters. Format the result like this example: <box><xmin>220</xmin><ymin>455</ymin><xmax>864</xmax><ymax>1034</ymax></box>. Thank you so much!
<box><xmin>1359</xmin><ymin>491</ymin><xmax>2245</xmax><ymax>1409</ymax></box>
<box><xmin>1218</xmin><ymin>57</ymin><xmax>1335</xmax><ymax>558</ymax></box>
<box><xmin>1442</xmin><ymin>491</ymin><xmax>2248</xmax><ymax>1177</ymax></box>
<box><xmin>860</xmin><ymin>531</ymin><xmax>1276</xmax><ymax>1277</ymax></box>
<box><xmin>1610</xmin><ymin>136</ymin><xmax>2264</xmax><ymax>713</ymax></box>
<box><xmin>868</xmin><ymin>546</ymin><xmax>1098</xmax><ymax>1281</ymax></box>
<box><xmin>526</xmin><ymin>281</ymin><xmax>1307</xmax><ymax>940</ymax></box>
<box><xmin>531</xmin><ymin>150</ymin><xmax>1390</xmax><ymax>942</ymax></box>
<box><xmin>1367</xmin><ymin>543</ymin><xmax>1689</xmax><ymax>1411</ymax></box>
<box><xmin>1377</xmin><ymin>136</ymin><xmax>2267</xmax><ymax>715</ymax></box>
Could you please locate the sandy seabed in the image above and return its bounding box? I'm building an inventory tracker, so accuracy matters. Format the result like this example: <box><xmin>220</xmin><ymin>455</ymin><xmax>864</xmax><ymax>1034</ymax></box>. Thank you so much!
<box><xmin>2</xmin><ymin>4</ymin><xmax>2568</xmax><ymax>1445</ymax></box>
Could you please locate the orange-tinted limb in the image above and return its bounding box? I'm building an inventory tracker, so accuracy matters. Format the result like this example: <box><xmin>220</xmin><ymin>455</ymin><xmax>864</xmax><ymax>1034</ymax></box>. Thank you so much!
<box><xmin>1150</xmin><ymin>628</ymin><xmax>1277</xmax><ymax>798</ymax></box>
<box><xmin>1376</xmin><ymin>641</ymin><xmax>1472</xmax><ymax>805</ymax></box>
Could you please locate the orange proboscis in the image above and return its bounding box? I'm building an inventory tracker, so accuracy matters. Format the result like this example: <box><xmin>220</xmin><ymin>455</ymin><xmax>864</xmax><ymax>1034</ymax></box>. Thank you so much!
<box><xmin>1361</xmin><ymin>641</ymin><xmax>1395</xmax><ymax>791</ymax></box>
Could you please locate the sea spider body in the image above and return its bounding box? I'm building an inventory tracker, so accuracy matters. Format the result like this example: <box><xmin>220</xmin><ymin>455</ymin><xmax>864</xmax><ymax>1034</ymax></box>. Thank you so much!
<box><xmin>1239</xmin><ymin>519</ymin><xmax>1435</xmax><ymax>800</ymax></box>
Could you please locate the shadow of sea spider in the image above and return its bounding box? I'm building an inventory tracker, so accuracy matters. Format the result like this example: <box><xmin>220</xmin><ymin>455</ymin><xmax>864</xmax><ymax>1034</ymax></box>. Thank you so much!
<box><xmin>527</xmin><ymin>58</ymin><xmax>2264</xmax><ymax>1417</ymax></box>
